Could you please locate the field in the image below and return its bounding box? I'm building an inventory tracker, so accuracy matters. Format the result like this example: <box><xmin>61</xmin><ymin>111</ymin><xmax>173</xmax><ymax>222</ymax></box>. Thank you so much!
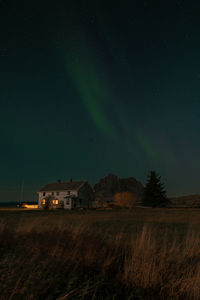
<box><xmin>1</xmin><ymin>208</ymin><xmax>200</xmax><ymax>299</ymax></box>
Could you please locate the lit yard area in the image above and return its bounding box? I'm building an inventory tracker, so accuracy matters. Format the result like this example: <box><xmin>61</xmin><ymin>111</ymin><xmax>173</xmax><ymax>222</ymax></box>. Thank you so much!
<box><xmin>1</xmin><ymin>208</ymin><xmax>200</xmax><ymax>299</ymax></box>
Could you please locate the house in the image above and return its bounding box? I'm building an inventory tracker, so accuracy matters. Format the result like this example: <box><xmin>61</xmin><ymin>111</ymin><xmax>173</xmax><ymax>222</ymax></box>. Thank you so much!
<box><xmin>38</xmin><ymin>179</ymin><xmax>94</xmax><ymax>209</ymax></box>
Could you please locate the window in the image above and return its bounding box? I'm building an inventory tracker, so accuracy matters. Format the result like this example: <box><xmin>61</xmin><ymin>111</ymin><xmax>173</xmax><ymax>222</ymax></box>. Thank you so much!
<box><xmin>52</xmin><ymin>199</ymin><xmax>59</xmax><ymax>205</ymax></box>
<box><xmin>56</xmin><ymin>192</ymin><xmax>59</xmax><ymax>196</ymax></box>
<box><xmin>67</xmin><ymin>191</ymin><xmax>70</xmax><ymax>195</ymax></box>
<box><xmin>42</xmin><ymin>199</ymin><xmax>46</xmax><ymax>205</ymax></box>
<box><xmin>43</xmin><ymin>192</ymin><xmax>46</xmax><ymax>196</ymax></box>
<box><xmin>52</xmin><ymin>192</ymin><xmax>54</xmax><ymax>196</ymax></box>
<box><xmin>66</xmin><ymin>199</ymin><xmax>70</xmax><ymax>205</ymax></box>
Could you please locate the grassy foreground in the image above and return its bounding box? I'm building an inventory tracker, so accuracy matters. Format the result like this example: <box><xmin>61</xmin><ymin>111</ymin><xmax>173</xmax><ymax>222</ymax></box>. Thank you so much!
<box><xmin>1</xmin><ymin>208</ymin><xmax>200</xmax><ymax>299</ymax></box>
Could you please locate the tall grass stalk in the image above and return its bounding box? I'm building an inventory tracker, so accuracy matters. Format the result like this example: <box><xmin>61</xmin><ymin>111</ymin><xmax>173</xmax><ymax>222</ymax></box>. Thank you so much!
<box><xmin>1</xmin><ymin>212</ymin><xmax>200</xmax><ymax>299</ymax></box>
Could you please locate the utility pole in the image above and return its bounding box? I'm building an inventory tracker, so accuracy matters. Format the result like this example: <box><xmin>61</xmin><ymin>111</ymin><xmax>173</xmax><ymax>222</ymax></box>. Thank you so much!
<box><xmin>20</xmin><ymin>180</ymin><xmax>24</xmax><ymax>206</ymax></box>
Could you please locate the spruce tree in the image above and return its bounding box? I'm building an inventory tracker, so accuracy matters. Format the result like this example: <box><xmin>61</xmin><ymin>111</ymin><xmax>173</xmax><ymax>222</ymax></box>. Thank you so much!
<box><xmin>142</xmin><ymin>171</ymin><xmax>169</xmax><ymax>207</ymax></box>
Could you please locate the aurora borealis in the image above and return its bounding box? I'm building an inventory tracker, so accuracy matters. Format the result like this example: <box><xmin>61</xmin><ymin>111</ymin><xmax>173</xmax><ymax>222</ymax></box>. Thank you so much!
<box><xmin>1</xmin><ymin>0</ymin><xmax>200</xmax><ymax>201</ymax></box>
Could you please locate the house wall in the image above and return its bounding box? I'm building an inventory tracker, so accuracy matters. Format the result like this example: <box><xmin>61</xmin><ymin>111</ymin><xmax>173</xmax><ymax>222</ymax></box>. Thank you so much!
<box><xmin>78</xmin><ymin>182</ymin><xmax>94</xmax><ymax>208</ymax></box>
<box><xmin>38</xmin><ymin>190</ymin><xmax>78</xmax><ymax>209</ymax></box>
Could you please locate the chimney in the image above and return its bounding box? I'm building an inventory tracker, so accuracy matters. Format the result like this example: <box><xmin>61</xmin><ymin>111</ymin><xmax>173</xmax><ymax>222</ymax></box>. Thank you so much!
<box><xmin>58</xmin><ymin>179</ymin><xmax>61</xmax><ymax>183</ymax></box>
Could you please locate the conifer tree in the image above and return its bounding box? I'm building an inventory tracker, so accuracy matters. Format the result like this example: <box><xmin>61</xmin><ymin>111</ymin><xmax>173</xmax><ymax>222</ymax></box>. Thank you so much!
<box><xmin>142</xmin><ymin>171</ymin><xmax>169</xmax><ymax>207</ymax></box>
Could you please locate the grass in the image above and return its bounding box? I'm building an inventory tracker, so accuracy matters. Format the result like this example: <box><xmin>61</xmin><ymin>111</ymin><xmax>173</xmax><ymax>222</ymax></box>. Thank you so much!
<box><xmin>1</xmin><ymin>208</ymin><xmax>200</xmax><ymax>299</ymax></box>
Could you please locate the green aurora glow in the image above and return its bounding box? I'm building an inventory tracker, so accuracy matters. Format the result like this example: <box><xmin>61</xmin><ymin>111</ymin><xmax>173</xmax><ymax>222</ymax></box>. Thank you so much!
<box><xmin>64</xmin><ymin>33</ymin><xmax>117</xmax><ymax>139</ymax></box>
<box><xmin>63</xmin><ymin>30</ymin><xmax>160</xmax><ymax>164</ymax></box>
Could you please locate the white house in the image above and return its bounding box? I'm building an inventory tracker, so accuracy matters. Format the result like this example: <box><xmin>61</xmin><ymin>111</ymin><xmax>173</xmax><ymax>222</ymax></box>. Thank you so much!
<box><xmin>38</xmin><ymin>179</ymin><xmax>94</xmax><ymax>209</ymax></box>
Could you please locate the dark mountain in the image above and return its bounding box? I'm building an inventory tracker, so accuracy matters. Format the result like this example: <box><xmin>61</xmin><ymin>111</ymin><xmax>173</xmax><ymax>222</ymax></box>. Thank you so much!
<box><xmin>94</xmin><ymin>173</ymin><xmax>144</xmax><ymax>203</ymax></box>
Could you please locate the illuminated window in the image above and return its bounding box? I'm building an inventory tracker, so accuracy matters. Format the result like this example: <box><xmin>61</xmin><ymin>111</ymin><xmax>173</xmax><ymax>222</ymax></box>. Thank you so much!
<box><xmin>42</xmin><ymin>199</ymin><xmax>46</xmax><ymax>205</ymax></box>
<box><xmin>52</xmin><ymin>199</ymin><xmax>59</xmax><ymax>205</ymax></box>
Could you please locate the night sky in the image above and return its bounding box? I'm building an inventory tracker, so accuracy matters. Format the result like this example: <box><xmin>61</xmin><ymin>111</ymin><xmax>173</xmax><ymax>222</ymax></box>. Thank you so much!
<box><xmin>1</xmin><ymin>0</ymin><xmax>200</xmax><ymax>202</ymax></box>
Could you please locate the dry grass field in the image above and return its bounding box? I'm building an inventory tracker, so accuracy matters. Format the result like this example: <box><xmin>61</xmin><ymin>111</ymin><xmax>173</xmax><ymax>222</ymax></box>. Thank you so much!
<box><xmin>1</xmin><ymin>208</ymin><xmax>200</xmax><ymax>299</ymax></box>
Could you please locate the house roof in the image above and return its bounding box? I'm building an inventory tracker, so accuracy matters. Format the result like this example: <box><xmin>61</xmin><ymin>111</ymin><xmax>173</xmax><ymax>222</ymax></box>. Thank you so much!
<box><xmin>39</xmin><ymin>181</ymin><xmax>86</xmax><ymax>192</ymax></box>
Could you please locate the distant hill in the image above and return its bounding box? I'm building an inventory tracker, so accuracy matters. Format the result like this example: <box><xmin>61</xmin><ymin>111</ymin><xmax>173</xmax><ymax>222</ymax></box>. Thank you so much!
<box><xmin>170</xmin><ymin>195</ymin><xmax>200</xmax><ymax>207</ymax></box>
<box><xmin>94</xmin><ymin>173</ymin><xmax>144</xmax><ymax>203</ymax></box>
